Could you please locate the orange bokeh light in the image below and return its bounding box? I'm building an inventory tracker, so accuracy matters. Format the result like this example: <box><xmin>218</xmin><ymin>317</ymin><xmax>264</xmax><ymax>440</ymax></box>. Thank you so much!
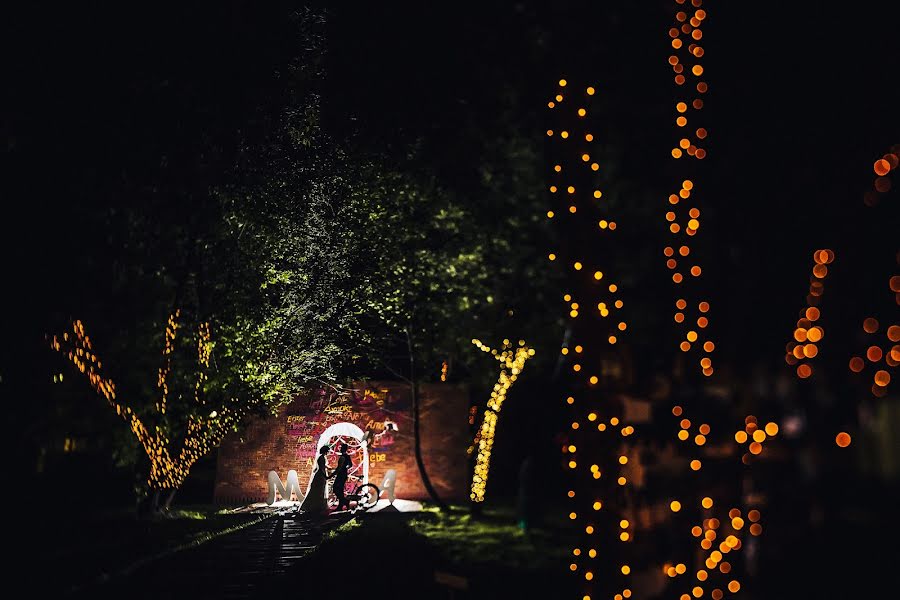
<box><xmin>888</xmin><ymin>325</ymin><xmax>900</xmax><ymax>342</ymax></box>
<box><xmin>867</xmin><ymin>346</ymin><xmax>883</xmax><ymax>362</ymax></box>
<box><xmin>875</xmin><ymin>177</ymin><xmax>892</xmax><ymax>192</ymax></box>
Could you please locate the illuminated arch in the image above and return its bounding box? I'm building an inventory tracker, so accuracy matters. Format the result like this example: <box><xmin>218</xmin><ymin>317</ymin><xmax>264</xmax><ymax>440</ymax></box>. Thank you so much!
<box><xmin>317</xmin><ymin>422</ymin><xmax>369</xmax><ymax>485</ymax></box>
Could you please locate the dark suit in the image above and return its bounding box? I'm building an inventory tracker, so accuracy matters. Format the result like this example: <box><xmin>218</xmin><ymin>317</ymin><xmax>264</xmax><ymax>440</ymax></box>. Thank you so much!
<box><xmin>333</xmin><ymin>452</ymin><xmax>352</xmax><ymax>509</ymax></box>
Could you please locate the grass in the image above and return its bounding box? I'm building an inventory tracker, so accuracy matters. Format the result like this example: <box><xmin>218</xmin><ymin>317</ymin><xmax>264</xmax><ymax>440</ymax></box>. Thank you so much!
<box><xmin>408</xmin><ymin>503</ymin><xmax>573</xmax><ymax>570</ymax></box>
<box><xmin>294</xmin><ymin>499</ymin><xmax>579</xmax><ymax>599</ymax></box>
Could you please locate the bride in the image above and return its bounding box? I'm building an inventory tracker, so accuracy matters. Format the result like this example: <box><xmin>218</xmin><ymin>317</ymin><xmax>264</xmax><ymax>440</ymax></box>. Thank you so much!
<box><xmin>299</xmin><ymin>445</ymin><xmax>331</xmax><ymax>514</ymax></box>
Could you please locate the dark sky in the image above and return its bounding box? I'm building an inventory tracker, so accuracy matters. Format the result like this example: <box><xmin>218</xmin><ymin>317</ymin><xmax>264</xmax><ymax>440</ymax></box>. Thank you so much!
<box><xmin>322</xmin><ymin>0</ymin><xmax>900</xmax><ymax>357</ymax></box>
<box><xmin>4</xmin><ymin>0</ymin><xmax>898</xmax><ymax>369</ymax></box>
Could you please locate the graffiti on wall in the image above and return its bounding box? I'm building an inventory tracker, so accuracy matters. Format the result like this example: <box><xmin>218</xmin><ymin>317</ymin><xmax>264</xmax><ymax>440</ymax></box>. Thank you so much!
<box><xmin>284</xmin><ymin>384</ymin><xmax>410</xmax><ymax>481</ymax></box>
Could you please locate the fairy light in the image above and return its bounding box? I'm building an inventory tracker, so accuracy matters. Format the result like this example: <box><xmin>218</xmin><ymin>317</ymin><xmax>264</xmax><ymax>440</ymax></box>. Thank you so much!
<box><xmin>847</xmin><ymin>147</ymin><xmax>899</xmax><ymax>455</ymax></box>
<box><xmin>158</xmin><ymin>310</ymin><xmax>180</xmax><ymax>414</ymax></box>
<box><xmin>733</xmin><ymin>415</ymin><xmax>780</xmax><ymax>462</ymax></box>
<box><xmin>863</xmin><ymin>144</ymin><xmax>899</xmax><ymax>207</ymax></box>
<box><xmin>664</xmin><ymin>0</ymin><xmax>715</xmax><ymax>376</ymax></box>
<box><xmin>785</xmin><ymin>249</ymin><xmax>834</xmax><ymax>378</ymax></box>
<box><xmin>469</xmin><ymin>339</ymin><xmax>534</xmax><ymax>503</ymax></box>
<box><xmin>663</xmin><ymin>8</ymin><xmax>764</xmax><ymax>595</ymax></box>
<box><xmin>50</xmin><ymin>315</ymin><xmax>241</xmax><ymax>491</ymax></box>
<box><xmin>668</xmin><ymin>0</ymin><xmax>708</xmax><ymax>160</ymax></box>
<box><xmin>663</xmin><ymin>5</ymin><xmax>715</xmax><ymax>370</ymax></box>
<box><xmin>671</xmin><ymin>404</ymin><xmax>710</xmax><ymax>475</ymax></box>
<box><xmin>668</xmin><ymin>500</ymin><xmax>757</xmax><ymax>599</ymax></box>
<box><xmin>548</xmin><ymin>77</ymin><xmax>640</xmax><ymax>598</ymax></box>
<box><xmin>664</xmin><ymin>180</ymin><xmax>715</xmax><ymax>374</ymax></box>
<box><xmin>849</xmin><ymin>274</ymin><xmax>899</xmax><ymax>399</ymax></box>
<box><xmin>547</xmin><ymin>78</ymin><xmax>627</xmax><ymax>356</ymax></box>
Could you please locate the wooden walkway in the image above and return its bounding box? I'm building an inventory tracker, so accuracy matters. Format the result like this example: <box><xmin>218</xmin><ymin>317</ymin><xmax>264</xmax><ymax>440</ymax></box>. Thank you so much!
<box><xmin>72</xmin><ymin>509</ymin><xmax>352</xmax><ymax>599</ymax></box>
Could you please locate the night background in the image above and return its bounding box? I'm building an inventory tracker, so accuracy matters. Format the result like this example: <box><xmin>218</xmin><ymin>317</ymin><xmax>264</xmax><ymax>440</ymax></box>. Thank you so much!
<box><xmin>4</xmin><ymin>1</ymin><xmax>899</xmax><ymax>599</ymax></box>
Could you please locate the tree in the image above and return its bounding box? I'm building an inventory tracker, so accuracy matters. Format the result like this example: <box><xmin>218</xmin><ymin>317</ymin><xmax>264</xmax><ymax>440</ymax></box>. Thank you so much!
<box><xmin>50</xmin><ymin>314</ymin><xmax>266</xmax><ymax>512</ymax></box>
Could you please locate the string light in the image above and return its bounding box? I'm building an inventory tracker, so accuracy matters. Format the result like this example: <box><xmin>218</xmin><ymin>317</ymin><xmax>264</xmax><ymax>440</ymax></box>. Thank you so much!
<box><xmin>548</xmin><ymin>78</ymin><xmax>638</xmax><ymax>597</ymax></box>
<box><xmin>733</xmin><ymin>415</ymin><xmax>780</xmax><ymax>462</ymax></box>
<box><xmin>785</xmin><ymin>249</ymin><xmax>834</xmax><ymax>378</ymax></box>
<box><xmin>50</xmin><ymin>315</ymin><xmax>243</xmax><ymax>491</ymax></box>
<box><xmin>665</xmin><ymin>0</ymin><xmax>714</xmax><ymax>377</ymax></box>
<box><xmin>668</xmin><ymin>0</ymin><xmax>708</xmax><ymax>160</ymax></box>
<box><xmin>664</xmin><ymin>181</ymin><xmax>715</xmax><ymax>374</ymax></box>
<box><xmin>669</xmin><ymin>500</ymin><xmax>756</xmax><ymax>598</ymax></box>
<box><xmin>547</xmin><ymin>78</ymin><xmax>627</xmax><ymax>352</ymax></box>
<box><xmin>469</xmin><ymin>339</ymin><xmax>534</xmax><ymax>502</ymax></box>
<box><xmin>663</xmin><ymin>8</ymin><xmax>766</xmax><ymax>597</ymax></box>
<box><xmin>863</xmin><ymin>144</ymin><xmax>899</xmax><ymax>207</ymax></box>
<box><xmin>848</xmin><ymin>273</ymin><xmax>899</xmax><ymax>398</ymax></box>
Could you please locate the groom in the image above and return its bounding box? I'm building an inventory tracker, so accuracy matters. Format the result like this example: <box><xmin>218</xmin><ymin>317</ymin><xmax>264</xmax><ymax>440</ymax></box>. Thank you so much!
<box><xmin>331</xmin><ymin>443</ymin><xmax>352</xmax><ymax>511</ymax></box>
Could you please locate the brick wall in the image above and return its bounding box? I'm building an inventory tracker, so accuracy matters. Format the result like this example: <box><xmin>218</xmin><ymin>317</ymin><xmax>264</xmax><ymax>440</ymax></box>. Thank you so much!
<box><xmin>213</xmin><ymin>381</ymin><xmax>471</xmax><ymax>505</ymax></box>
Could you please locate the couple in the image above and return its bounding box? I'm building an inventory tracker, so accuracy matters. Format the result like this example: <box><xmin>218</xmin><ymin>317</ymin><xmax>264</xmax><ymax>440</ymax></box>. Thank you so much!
<box><xmin>300</xmin><ymin>443</ymin><xmax>352</xmax><ymax>514</ymax></box>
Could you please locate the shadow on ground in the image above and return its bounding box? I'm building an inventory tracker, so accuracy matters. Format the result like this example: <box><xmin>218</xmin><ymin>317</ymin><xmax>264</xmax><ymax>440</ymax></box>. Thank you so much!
<box><xmin>279</xmin><ymin>506</ymin><xmax>577</xmax><ymax>600</ymax></box>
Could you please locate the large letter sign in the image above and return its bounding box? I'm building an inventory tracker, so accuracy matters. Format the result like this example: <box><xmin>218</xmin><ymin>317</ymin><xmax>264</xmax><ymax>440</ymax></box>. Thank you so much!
<box><xmin>382</xmin><ymin>469</ymin><xmax>397</xmax><ymax>504</ymax></box>
<box><xmin>267</xmin><ymin>469</ymin><xmax>304</xmax><ymax>505</ymax></box>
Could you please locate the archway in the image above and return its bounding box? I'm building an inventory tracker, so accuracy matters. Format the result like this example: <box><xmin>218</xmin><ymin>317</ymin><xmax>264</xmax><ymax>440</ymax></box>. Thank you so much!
<box><xmin>316</xmin><ymin>422</ymin><xmax>369</xmax><ymax>494</ymax></box>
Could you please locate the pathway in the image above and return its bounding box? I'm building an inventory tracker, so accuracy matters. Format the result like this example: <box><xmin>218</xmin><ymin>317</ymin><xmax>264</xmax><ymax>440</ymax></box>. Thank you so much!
<box><xmin>70</xmin><ymin>508</ymin><xmax>352</xmax><ymax>599</ymax></box>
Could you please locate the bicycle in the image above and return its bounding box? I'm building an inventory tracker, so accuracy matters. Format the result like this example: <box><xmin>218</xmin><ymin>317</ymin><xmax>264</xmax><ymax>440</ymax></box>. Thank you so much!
<box><xmin>327</xmin><ymin>474</ymin><xmax>380</xmax><ymax>513</ymax></box>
